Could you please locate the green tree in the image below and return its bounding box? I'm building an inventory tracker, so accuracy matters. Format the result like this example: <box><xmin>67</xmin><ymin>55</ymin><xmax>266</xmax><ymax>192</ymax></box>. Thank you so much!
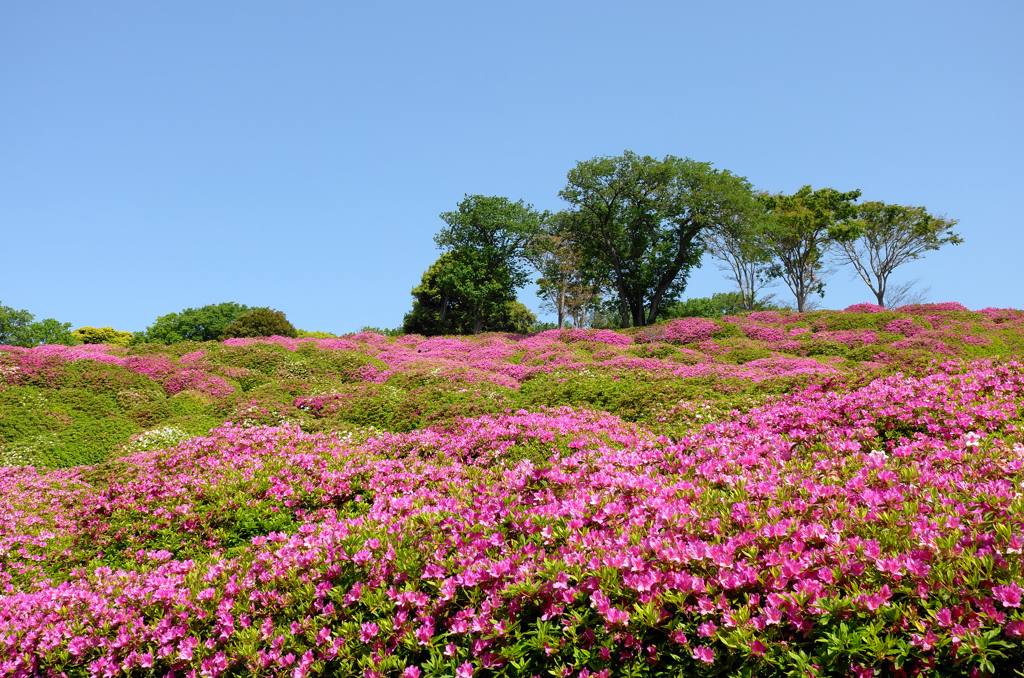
<box><xmin>73</xmin><ymin>326</ymin><xmax>134</xmax><ymax>346</ymax></box>
<box><xmin>525</xmin><ymin>213</ymin><xmax>606</xmax><ymax>330</ymax></box>
<box><xmin>222</xmin><ymin>308</ymin><xmax>298</xmax><ymax>339</ymax></box>
<box><xmin>758</xmin><ymin>185</ymin><xmax>862</xmax><ymax>312</ymax></box>
<box><xmin>402</xmin><ymin>253</ymin><xmax>534</xmax><ymax>336</ymax></box>
<box><xmin>0</xmin><ymin>303</ymin><xmax>78</xmax><ymax>347</ymax></box>
<box><xmin>505</xmin><ymin>300</ymin><xmax>538</xmax><ymax>334</ymax></box>
<box><xmin>836</xmin><ymin>201</ymin><xmax>962</xmax><ymax>307</ymax></box>
<box><xmin>435</xmin><ymin>195</ymin><xmax>547</xmax><ymax>334</ymax></box>
<box><xmin>559</xmin><ymin>151</ymin><xmax>755</xmax><ymax>327</ymax></box>
<box><xmin>658</xmin><ymin>291</ymin><xmax>786</xmax><ymax>320</ymax></box>
<box><xmin>22</xmin><ymin>318</ymin><xmax>78</xmax><ymax>346</ymax></box>
<box><xmin>703</xmin><ymin>212</ymin><xmax>778</xmax><ymax>311</ymax></box>
<box><xmin>143</xmin><ymin>302</ymin><xmax>252</xmax><ymax>344</ymax></box>
<box><xmin>0</xmin><ymin>303</ymin><xmax>35</xmax><ymax>346</ymax></box>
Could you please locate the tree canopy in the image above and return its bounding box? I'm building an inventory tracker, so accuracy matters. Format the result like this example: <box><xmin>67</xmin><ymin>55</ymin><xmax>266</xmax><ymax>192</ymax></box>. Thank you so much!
<box><xmin>433</xmin><ymin>195</ymin><xmax>545</xmax><ymax>334</ymax></box>
<box><xmin>558</xmin><ymin>151</ymin><xmax>755</xmax><ymax>327</ymax></box>
<box><xmin>525</xmin><ymin>214</ymin><xmax>604</xmax><ymax>329</ymax></box>
<box><xmin>222</xmin><ymin>308</ymin><xmax>298</xmax><ymax>339</ymax></box>
<box><xmin>0</xmin><ymin>302</ymin><xmax>77</xmax><ymax>347</ymax></box>
<box><xmin>402</xmin><ymin>252</ymin><xmax>535</xmax><ymax>335</ymax></box>
<box><xmin>837</xmin><ymin>201</ymin><xmax>962</xmax><ymax>307</ymax></box>
<box><xmin>758</xmin><ymin>185</ymin><xmax>862</xmax><ymax>312</ymax></box>
<box><xmin>143</xmin><ymin>302</ymin><xmax>252</xmax><ymax>344</ymax></box>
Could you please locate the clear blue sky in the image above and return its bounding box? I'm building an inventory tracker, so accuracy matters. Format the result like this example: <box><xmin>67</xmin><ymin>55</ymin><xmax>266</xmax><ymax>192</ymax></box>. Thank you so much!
<box><xmin>2</xmin><ymin>1</ymin><xmax>1021</xmax><ymax>334</ymax></box>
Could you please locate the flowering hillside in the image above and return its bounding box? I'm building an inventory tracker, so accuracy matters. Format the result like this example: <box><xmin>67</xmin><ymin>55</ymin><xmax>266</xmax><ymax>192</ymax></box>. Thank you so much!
<box><xmin>1</xmin><ymin>303</ymin><xmax>1024</xmax><ymax>677</ymax></box>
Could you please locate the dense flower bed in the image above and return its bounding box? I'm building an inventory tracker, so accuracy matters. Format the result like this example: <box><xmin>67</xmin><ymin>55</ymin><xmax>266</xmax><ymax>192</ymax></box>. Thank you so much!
<box><xmin>2</xmin><ymin>304</ymin><xmax>1024</xmax><ymax>676</ymax></box>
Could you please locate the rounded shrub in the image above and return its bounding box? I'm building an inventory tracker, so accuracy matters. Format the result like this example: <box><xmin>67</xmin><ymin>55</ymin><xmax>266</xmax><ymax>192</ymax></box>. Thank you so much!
<box><xmin>72</xmin><ymin>326</ymin><xmax>133</xmax><ymax>346</ymax></box>
<box><xmin>221</xmin><ymin>308</ymin><xmax>298</xmax><ymax>339</ymax></box>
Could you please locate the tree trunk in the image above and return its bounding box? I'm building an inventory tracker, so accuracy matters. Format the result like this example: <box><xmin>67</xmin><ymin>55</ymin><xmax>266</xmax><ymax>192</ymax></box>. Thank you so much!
<box><xmin>557</xmin><ymin>287</ymin><xmax>565</xmax><ymax>329</ymax></box>
<box><xmin>618</xmin><ymin>295</ymin><xmax>630</xmax><ymax>328</ymax></box>
<box><xmin>473</xmin><ymin>307</ymin><xmax>483</xmax><ymax>334</ymax></box>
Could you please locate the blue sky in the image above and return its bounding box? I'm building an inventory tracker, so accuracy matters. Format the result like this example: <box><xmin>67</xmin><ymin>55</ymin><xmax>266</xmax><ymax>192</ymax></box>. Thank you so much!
<box><xmin>2</xmin><ymin>1</ymin><xmax>1021</xmax><ymax>334</ymax></box>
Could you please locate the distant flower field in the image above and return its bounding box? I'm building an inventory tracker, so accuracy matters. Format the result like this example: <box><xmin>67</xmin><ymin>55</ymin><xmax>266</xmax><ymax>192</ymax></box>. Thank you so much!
<box><xmin>2</xmin><ymin>303</ymin><xmax>1024</xmax><ymax>677</ymax></box>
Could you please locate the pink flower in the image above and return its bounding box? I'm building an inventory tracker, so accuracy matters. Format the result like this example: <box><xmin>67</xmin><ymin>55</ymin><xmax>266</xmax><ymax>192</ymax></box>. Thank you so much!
<box><xmin>403</xmin><ymin>667</ymin><xmax>422</xmax><ymax>678</ymax></box>
<box><xmin>359</xmin><ymin>622</ymin><xmax>379</xmax><ymax>642</ymax></box>
<box><xmin>697</xmin><ymin>621</ymin><xmax>717</xmax><ymax>637</ymax></box>
<box><xmin>692</xmin><ymin>646</ymin><xmax>714</xmax><ymax>664</ymax></box>
<box><xmin>993</xmin><ymin>583</ymin><xmax>1023</xmax><ymax>608</ymax></box>
<box><xmin>456</xmin><ymin>662</ymin><xmax>474</xmax><ymax>678</ymax></box>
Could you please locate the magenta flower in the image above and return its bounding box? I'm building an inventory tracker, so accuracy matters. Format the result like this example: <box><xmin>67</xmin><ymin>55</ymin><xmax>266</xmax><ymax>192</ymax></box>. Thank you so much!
<box><xmin>359</xmin><ymin>622</ymin><xmax>379</xmax><ymax>642</ymax></box>
<box><xmin>993</xmin><ymin>583</ymin><xmax>1023</xmax><ymax>608</ymax></box>
<box><xmin>692</xmin><ymin>646</ymin><xmax>714</xmax><ymax>664</ymax></box>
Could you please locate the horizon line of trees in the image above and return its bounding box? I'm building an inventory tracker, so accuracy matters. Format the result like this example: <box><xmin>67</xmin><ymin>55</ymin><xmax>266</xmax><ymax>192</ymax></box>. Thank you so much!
<box><xmin>3</xmin><ymin>151</ymin><xmax>964</xmax><ymax>346</ymax></box>
<box><xmin>403</xmin><ymin>150</ymin><xmax>961</xmax><ymax>335</ymax></box>
<box><xmin>0</xmin><ymin>301</ymin><xmax>317</xmax><ymax>348</ymax></box>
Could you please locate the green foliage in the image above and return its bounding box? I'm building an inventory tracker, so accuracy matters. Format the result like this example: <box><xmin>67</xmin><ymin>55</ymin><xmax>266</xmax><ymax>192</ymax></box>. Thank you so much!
<box><xmin>435</xmin><ymin>194</ymin><xmax>546</xmax><ymax>291</ymax></box>
<box><xmin>559</xmin><ymin>151</ymin><xmax>756</xmax><ymax>327</ymax></box>
<box><xmin>658</xmin><ymin>291</ymin><xmax>788</xmax><ymax>319</ymax></box>
<box><xmin>0</xmin><ymin>386</ymin><xmax>142</xmax><ymax>467</ymax></box>
<box><xmin>402</xmin><ymin>253</ymin><xmax>535</xmax><ymax>335</ymax></box>
<box><xmin>431</xmin><ymin>195</ymin><xmax>546</xmax><ymax>334</ymax></box>
<box><xmin>142</xmin><ymin>302</ymin><xmax>251</xmax><ymax>344</ymax></box>
<box><xmin>0</xmin><ymin>303</ymin><xmax>33</xmax><ymax>346</ymax></box>
<box><xmin>221</xmin><ymin>307</ymin><xmax>298</xmax><ymax>339</ymax></box>
<box><xmin>805</xmin><ymin>310</ymin><xmax>899</xmax><ymax>331</ymax></box>
<box><xmin>297</xmin><ymin>329</ymin><xmax>339</xmax><ymax>339</ymax></box>
<box><xmin>838</xmin><ymin>201</ymin><xmax>963</xmax><ymax>306</ymax></box>
<box><xmin>719</xmin><ymin>347</ymin><xmax>773</xmax><ymax>364</ymax></box>
<box><xmin>0</xmin><ymin>302</ymin><xmax>78</xmax><ymax>347</ymax></box>
<box><xmin>758</xmin><ymin>185</ymin><xmax>863</xmax><ymax>312</ymax></box>
<box><xmin>505</xmin><ymin>301</ymin><xmax>538</xmax><ymax>334</ymax></box>
<box><xmin>357</xmin><ymin>326</ymin><xmax>404</xmax><ymax>337</ymax></box>
<box><xmin>72</xmin><ymin>326</ymin><xmax>133</xmax><ymax>346</ymax></box>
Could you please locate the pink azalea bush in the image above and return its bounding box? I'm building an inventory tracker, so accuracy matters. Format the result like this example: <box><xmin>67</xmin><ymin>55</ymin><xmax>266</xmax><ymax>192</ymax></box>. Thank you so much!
<box><xmin>1</xmin><ymin>303</ymin><xmax>1024</xmax><ymax>676</ymax></box>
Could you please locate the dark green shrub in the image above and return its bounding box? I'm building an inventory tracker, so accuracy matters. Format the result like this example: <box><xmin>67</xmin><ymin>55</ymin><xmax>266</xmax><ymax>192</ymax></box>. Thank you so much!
<box><xmin>720</xmin><ymin>347</ymin><xmax>773</xmax><ymax>364</ymax></box>
<box><xmin>125</xmin><ymin>401</ymin><xmax>174</xmax><ymax>428</ymax></box>
<box><xmin>211</xmin><ymin>343</ymin><xmax>292</xmax><ymax>376</ymax></box>
<box><xmin>805</xmin><ymin>311</ymin><xmax>898</xmax><ymax>332</ymax></box>
<box><xmin>710</xmin><ymin>320</ymin><xmax>743</xmax><ymax>340</ymax></box>
<box><xmin>803</xmin><ymin>340</ymin><xmax>850</xmax><ymax>357</ymax></box>
<box><xmin>64</xmin><ymin>362</ymin><xmax>157</xmax><ymax>394</ymax></box>
<box><xmin>221</xmin><ymin>308</ymin><xmax>298</xmax><ymax>339</ymax></box>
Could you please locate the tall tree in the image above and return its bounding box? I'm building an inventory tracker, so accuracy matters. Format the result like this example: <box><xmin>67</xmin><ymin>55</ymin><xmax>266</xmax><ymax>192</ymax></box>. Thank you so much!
<box><xmin>703</xmin><ymin>214</ymin><xmax>777</xmax><ymax>311</ymax></box>
<box><xmin>402</xmin><ymin>252</ymin><xmax>530</xmax><ymax>336</ymax></box>
<box><xmin>525</xmin><ymin>215</ymin><xmax>604</xmax><ymax>329</ymax></box>
<box><xmin>558</xmin><ymin>151</ymin><xmax>754</xmax><ymax>327</ymax></box>
<box><xmin>435</xmin><ymin>195</ymin><xmax>546</xmax><ymax>333</ymax></box>
<box><xmin>758</xmin><ymin>185</ymin><xmax>862</xmax><ymax>312</ymax></box>
<box><xmin>836</xmin><ymin>201</ymin><xmax>961</xmax><ymax>307</ymax></box>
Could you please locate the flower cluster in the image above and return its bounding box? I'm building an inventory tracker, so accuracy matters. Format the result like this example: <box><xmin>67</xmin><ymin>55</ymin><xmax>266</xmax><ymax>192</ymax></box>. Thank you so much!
<box><xmin>1</xmin><ymin>303</ymin><xmax>1023</xmax><ymax>676</ymax></box>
